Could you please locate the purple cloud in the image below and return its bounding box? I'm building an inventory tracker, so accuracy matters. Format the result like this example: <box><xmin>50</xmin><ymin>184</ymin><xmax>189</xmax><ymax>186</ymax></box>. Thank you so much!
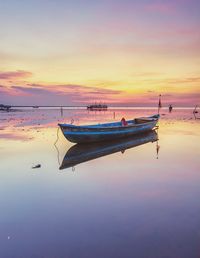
<box><xmin>1</xmin><ymin>77</ymin><xmax>199</xmax><ymax>107</ymax></box>
<box><xmin>12</xmin><ymin>86</ymin><xmax>50</xmax><ymax>94</ymax></box>
<box><xmin>24</xmin><ymin>83</ymin><xmax>122</xmax><ymax>96</ymax></box>
<box><xmin>0</xmin><ymin>84</ymin><xmax>122</xmax><ymax>105</ymax></box>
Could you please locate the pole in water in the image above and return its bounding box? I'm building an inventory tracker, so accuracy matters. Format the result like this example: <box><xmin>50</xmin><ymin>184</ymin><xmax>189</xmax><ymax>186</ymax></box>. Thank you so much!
<box><xmin>60</xmin><ymin>106</ymin><xmax>63</xmax><ymax>117</ymax></box>
<box><xmin>158</xmin><ymin>94</ymin><xmax>162</xmax><ymax>114</ymax></box>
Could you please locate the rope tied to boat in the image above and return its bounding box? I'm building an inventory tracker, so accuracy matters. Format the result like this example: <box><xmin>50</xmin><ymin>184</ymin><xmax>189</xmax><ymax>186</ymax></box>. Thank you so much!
<box><xmin>54</xmin><ymin>127</ymin><xmax>61</xmax><ymax>166</ymax></box>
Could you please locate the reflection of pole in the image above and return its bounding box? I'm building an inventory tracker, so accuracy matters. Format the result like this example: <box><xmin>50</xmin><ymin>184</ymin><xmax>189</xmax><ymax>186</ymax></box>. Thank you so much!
<box><xmin>156</xmin><ymin>127</ymin><xmax>160</xmax><ymax>159</ymax></box>
<box><xmin>60</xmin><ymin>106</ymin><xmax>63</xmax><ymax>117</ymax></box>
<box><xmin>113</xmin><ymin>112</ymin><xmax>115</xmax><ymax>119</ymax></box>
<box><xmin>156</xmin><ymin>141</ymin><xmax>160</xmax><ymax>159</ymax></box>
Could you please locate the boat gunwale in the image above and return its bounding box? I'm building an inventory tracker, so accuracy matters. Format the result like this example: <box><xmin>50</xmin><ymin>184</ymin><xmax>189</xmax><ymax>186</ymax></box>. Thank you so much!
<box><xmin>58</xmin><ymin>116</ymin><xmax>159</xmax><ymax>131</ymax></box>
<box><xmin>59</xmin><ymin>121</ymin><xmax>155</xmax><ymax>132</ymax></box>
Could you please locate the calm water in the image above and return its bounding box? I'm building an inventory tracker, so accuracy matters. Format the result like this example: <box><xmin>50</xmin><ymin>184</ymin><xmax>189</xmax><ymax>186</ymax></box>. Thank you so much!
<box><xmin>0</xmin><ymin>108</ymin><xmax>200</xmax><ymax>258</ymax></box>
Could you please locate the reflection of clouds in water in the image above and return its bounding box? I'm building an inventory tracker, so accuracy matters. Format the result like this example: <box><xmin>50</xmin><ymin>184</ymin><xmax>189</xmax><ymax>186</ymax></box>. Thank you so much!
<box><xmin>0</xmin><ymin>109</ymin><xmax>199</xmax><ymax>258</ymax></box>
<box><xmin>0</xmin><ymin>132</ymin><xmax>33</xmax><ymax>141</ymax></box>
<box><xmin>0</xmin><ymin>108</ymin><xmax>199</xmax><ymax>131</ymax></box>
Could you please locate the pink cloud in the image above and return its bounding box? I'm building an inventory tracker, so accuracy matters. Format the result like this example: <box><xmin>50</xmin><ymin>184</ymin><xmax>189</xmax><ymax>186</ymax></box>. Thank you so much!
<box><xmin>0</xmin><ymin>84</ymin><xmax>122</xmax><ymax>105</ymax></box>
<box><xmin>19</xmin><ymin>84</ymin><xmax>122</xmax><ymax>97</ymax></box>
<box><xmin>1</xmin><ymin>75</ymin><xmax>199</xmax><ymax>107</ymax></box>
<box><xmin>0</xmin><ymin>70</ymin><xmax>32</xmax><ymax>80</ymax></box>
<box><xmin>0</xmin><ymin>85</ymin><xmax>28</xmax><ymax>96</ymax></box>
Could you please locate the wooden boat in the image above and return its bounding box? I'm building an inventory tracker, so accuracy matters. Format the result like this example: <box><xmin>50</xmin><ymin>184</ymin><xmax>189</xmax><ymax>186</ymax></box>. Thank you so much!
<box><xmin>58</xmin><ymin>114</ymin><xmax>159</xmax><ymax>144</ymax></box>
<box><xmin>60</xmin><ymin>130</ymin><xmax>158</xmax><ymax>170</ymax></box>
<box><xmin>87</xmin><ymin>104</ymin><xmax>108</xmax><ymax>111</ymax></box>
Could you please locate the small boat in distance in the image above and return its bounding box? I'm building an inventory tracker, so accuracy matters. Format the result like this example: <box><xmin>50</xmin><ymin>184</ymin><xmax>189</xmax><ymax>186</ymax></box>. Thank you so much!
<box><xmin>87</xmin><ymin>103</ymin><xmax>107</xmax><ymax>111</ymax></box>
<box><xmin>60</xmin><ymin>130</ymin><xmax>158</xmax><ymax>170</ymax></box>
<box><xmin>58</xmin><ymin>114</ymin><xmax>159</xmax><ymax>144</ymax></box>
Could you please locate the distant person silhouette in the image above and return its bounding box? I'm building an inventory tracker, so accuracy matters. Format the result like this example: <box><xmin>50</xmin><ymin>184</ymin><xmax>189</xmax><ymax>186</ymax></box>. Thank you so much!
<box><xmin>169</xmin><ymin>104</ymin><xmax>173</xmax><ymax>113</ymax></box>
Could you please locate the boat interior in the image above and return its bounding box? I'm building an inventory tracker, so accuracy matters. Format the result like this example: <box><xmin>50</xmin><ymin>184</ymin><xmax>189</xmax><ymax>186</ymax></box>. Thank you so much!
<box><xmin>59</xmin><ymin>115</ymin><xmax>159</xmax><ymax>129</ymax></box>
<box><xmin>78</xmin><ymin>117</ymin><xmax>156</xmax><ymax>129</ymax></box>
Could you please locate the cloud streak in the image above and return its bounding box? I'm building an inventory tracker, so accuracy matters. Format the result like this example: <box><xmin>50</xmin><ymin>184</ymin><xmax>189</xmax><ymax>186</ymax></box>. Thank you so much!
<box><xmin>0</xmin><ymin>83</ymin><xmax>123</xmax><ymax>105</ymax></box>
<box><xmin>0</xmin><ymin>70</ymin><xmax>32</xmax><ymax>80</ymax></box>
<box><xmin>0</xmin><ymin>82</ymin><xmax>199</xmax><ymax>107</ymax></box>
<box><xmin>20</xmin><ymin>84</ymin><xmax>123</xmax><ymax>96</ymax></box>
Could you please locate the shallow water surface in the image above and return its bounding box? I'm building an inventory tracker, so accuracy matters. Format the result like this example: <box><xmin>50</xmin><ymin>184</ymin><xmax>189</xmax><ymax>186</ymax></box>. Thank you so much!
<box><xmin>0</xmin><ymin>108</ymin><xmax>200</xmax><ymax>258</ymax></box>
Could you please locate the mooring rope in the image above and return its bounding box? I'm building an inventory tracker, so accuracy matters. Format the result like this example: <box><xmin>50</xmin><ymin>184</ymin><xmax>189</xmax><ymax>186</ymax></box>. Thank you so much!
<box><xmin>54</xmin><ymin>127</ymin><xmax>61</xmax><ymax>166</ymax></box>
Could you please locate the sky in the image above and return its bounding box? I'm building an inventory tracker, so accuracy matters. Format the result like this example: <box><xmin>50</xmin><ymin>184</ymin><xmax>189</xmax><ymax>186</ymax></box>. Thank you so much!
<box><xmin>0</xmin><ymin>0</ymin><xmax>200</xmax><ymax>106</ymax></box>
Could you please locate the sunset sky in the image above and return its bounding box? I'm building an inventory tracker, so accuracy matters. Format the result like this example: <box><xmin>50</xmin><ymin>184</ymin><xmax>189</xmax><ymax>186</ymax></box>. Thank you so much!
<box><xmin>0</xmin><ymin>0</ymin><xmax>200</xmax><ymax>106</ymax></box>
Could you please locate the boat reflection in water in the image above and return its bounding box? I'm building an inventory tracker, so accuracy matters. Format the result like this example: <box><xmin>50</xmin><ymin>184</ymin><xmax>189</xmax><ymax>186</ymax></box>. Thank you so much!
<box><xmin>60</xmin><ymin>130</ymin><xmax>158</xmax><ymax>170</ymax></box>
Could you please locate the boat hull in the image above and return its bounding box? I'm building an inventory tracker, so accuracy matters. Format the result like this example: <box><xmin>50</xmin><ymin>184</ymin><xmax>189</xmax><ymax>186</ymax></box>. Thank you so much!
<box><xmin>58</xmin><ymin>115</ymin><xmax>159</xmax><ymax>144</ymax></box>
